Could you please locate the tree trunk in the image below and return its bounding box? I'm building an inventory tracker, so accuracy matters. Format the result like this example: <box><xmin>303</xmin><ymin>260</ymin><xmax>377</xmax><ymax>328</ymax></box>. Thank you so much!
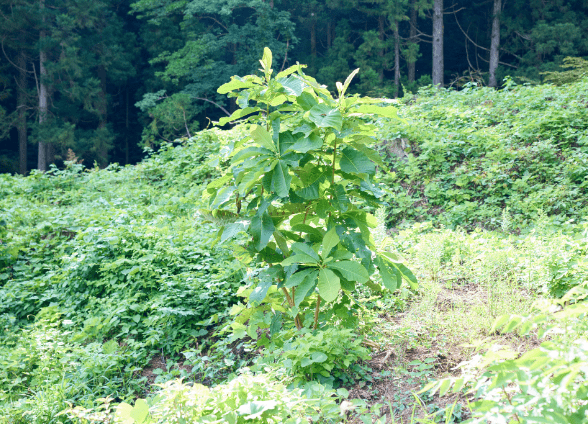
<box><xmin>125</xmin><ymin>86</ymin><xmax>129</xmax><ymax>165</ymax></box>
<box><xmin>378</xmin><ymin>15</ymin><xmax>386</xmax><ymax>83</ymax></box>
<box><xmin>408</xmin><ymin>3</ymin><xmax>417</xmax><ymax>82</ymax></box>
<box><xmin>432</xmin><ymin>0</ymin><xmax>444</xmax><ymax>87</ymax></box>
<box><xmin>327</xmin><ymin>21</ymin><xmax>331</xmax><ymax>49</ymax></box>
<box><xmin>394</xmin><ymin>22</ymin><xmax>400</xmax><ymax>98</ymax></box>
<box><xmin>488</xmin><ymin>0</ymin><xmax>501</xmax><ymax>87</ymax></box>
<box><xmin>38</xmin><ymin>0</ymin><xmax>48</xmax><ymax>172</ymax></box>
<box><xmin>97</xmin><ymin>65</ymin><xmax>108</xmax><ymax>165</ymax></box>
<box><xmin>17</xmin><ymin>50</ymin><xmax>27</xmax><ymax>175</ymax></box>
<box><xmin>310</xmin><ymin>13</ymin><xmax>317</xmax><ymax>74</ymax></box>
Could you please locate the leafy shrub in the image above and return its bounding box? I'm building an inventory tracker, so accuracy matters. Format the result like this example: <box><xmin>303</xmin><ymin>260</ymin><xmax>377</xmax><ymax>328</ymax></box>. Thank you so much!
<box><xmin>259</xmin><ymin>328</ymin><xmax>372</xmax><ymax>388</ymax></box>
<box><xmin>114</xmin><ymin>373</ymin><xmax>344</xmax><ymax>424</ymax></box>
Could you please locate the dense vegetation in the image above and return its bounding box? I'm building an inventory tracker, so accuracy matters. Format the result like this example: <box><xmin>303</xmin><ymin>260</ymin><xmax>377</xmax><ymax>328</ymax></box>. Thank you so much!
<box><xmin>1</xmin><ymin>67</ymin><xmax>588</xmax><ymax>423</ymax></box>
<box><xmin>3</xmin><ymin>0</ymin><xmax>588</xmax><ymax>174</ymax></box>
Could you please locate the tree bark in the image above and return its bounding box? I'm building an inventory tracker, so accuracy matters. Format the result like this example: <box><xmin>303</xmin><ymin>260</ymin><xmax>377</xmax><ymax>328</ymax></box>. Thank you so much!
<box><xmin>488</xmin><ymin>0</ymin><xmax>501</xmax><ymax>87</ymax></box>
<box><xmin>38</xmin><ymin>0</ymin><xmax>48</xmax><ymax>172</ymax></box>
<box><xmin>408</xmin><ymin>3</ymin><xmax>417</xmax><ymax>82</ymax></box>
<box><xmin>17</xmin><ymin>50</ymin><xmax>27</xmax><ymax>175</ymax></box>
<box><xmin>97</xmin><ymin>65</ymin><xmax>108</xmax><ymax>165</ymax></box>
<box><xmin>125</xmin><ymin>86</ymin><xmax>129</xmax><ymax>165</ymax></box>
<box><xmin>432</xmin><ymin>0</ymin><xmax>444</xmax><ymax>87</ymax></box>
<box><xmin>310</xmin><ymin>13</ymin><xmax>317</xmax><ymax>74</ymax></box>
<box><xmin>394</xmin><ymin>22</ymin><xmax>400</xmax><ymax>98</ymax></box>
<box><xmin>378</xmin><ymin>15</ymin><xmax>386</xmax><ymax>83</ymax></box>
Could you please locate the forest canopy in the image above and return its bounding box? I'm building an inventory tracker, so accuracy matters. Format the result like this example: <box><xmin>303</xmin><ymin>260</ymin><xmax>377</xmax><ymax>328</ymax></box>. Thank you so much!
<box><xmin>1</xmin><ymin>0</ymin><xmax>588</xmax><ymax>173</ymax></box>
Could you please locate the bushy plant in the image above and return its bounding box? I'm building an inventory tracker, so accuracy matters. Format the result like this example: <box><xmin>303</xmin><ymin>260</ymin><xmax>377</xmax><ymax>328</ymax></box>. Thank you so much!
<box><xmin>258</xmin><ymin>327</ymin><xmax>372</xmax><ymax>388</ymax></box>
<box><xmin>113</xmin><ymin>373</ymin><xmax>344</xmax><ymax>424</ymax></box>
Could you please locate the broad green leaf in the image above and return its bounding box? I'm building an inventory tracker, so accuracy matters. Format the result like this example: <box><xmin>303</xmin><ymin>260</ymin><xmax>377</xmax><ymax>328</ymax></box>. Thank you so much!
<box><xmin>438</xmin><ymin>379</ymin><xmax>452</xmax><ymax>397</ymax></box>
<box><xmin>291</xmin><ymin>224</ymin><xmax>323</xmax><ymax>241</ymax></box>
<box><xmin>354</xmin><ymin>104</ymin><xmax>398</xmax><ymax>119</ymax></box>
<box><xmin>221</xmin><ymin>223</ymin><xmax>246</xmax><ymax>242</ymax></box>
<box><xmin>251</xmin><ymin>125</ymin><xmax>276</xmax><ymax>152</ymax></box>
<box><xmin>279</xmin><ymin>76</ymin><xmax>305</xmax><ymax>96</ymax></box>
<box><xmin>250</xmin><ymin>212</ymin><xmax>275</xmax><ymax>251</ymax></box>
<box><xmin>276</xmin><ymin>64</ymin><xmax>302</xmax><ymax>79</ymax></box>
<box><xmin>218</xmin><ymin>107</ymin><xmax>261</xmax><ymax>126</ymax></box>
<box><xmin>396</xmin><ymin>263</ymin><xmax>418</xmax><ymax>289</ymax></box>
<box><xmin>210</xmin><ymin>186</ymin><xmax>235</xmax><ymax>209</ymax></box>
<box><xmin>269</xmin><ymin>94</ymin><xmax>287</xmax><ymax>106</ymax></box>
<box><xmin>289</xmin><ymin>133</ymin><xmax>323</xmax><ymax>153</ymax></box>
<box><xmin>260</xmin><ymin>47</ymin><xmax>272</xmax><ymax>73</ymax></box>
<box><xmin>301</xmin><ymin>352</ymin><xmax>328</xmax><ymax>367</ymax></box>
<box><xmin>237</xmin><ymin>400</ymin><xmax>278</xmax><ymax>419</ymax></box>
<box><xmin>321</xmin><ymin>228</ymin><xmax>340</xmax><ymax>259</ymax></box>
<box><xmin>318</xmin><ymin>268</ymin><xmax>340</xmax><ymax>302</ymax></box>
<box><xmin>273</xmin><ymin>230</ymin><xmax>290</xmax><ymax>256</ymax></box>
<box><xmin>297</xmin><ymin>91</ymin><xmax>318</xmax><ymax>111</ymax></box>
<box><xmin>376</xmin><ymin>256</ymin><xmax>401</xmax><ymax>291</ymax></box>
<box><xmin>339</xmin><ymin>147</ymin><xmax>375</xmax><ymax>175</ymax></box>
<box><xmin>380</xmin><ymin>251</ymin><xmax>403</xmax><ymax>263</ymax></box>
<box><xmin>349</xmin><ymin>141</ymin><xmax>384</xmax><ymax>167</ymax></box>
<box><xmin>327</xmin><ymin>261</ymin><xmax>369</xmax><ymax>284</ymax></box>
<box><xmin>294</xmin><ymin>270</ymin><xmax>318</xmax><ymax>306</ymax></box>
<box><xmin>218</xmin><ymin>78</ymin><xmax>257</xmax><ymax>94</ymax></box>
<box><xmin>271</xmin><ymin>161</ymin><xmax>291</xmax><ymax>198</ymax></box>
<box><xmin>295</xmin><ymin>168</ymin><xmax>328</xmax><ymax>200</ymax></box>
<box><xmin>333</xmin><ymin>184</ymin><xmax>350</xmax><ymax>212</ymax></box>
<box><xmin>285</xmin><ymin>268</ymin><xmax>316</xmax><ymax>288</ymax></box>
<box><xmin>341</xmin><ymin>68</ymin><xmax>360</xmax><ymax>97</ymax></box>
<box><xmin>291</xmin><ymin>242</ymin><xmax>321</xmax><ymax>262</ymax></box>
<box><xmin>129</xmin><ymin>399</ymin><xmax>149</xmax><ymax>423</ymax></box>
<box><xmin>308</xmin><ymin>104</ymin><xmax>343</xmax><ymax>131</ymax></box>
<box><xmin>232</xmin><ymin>147</ymin><xmax>274</xmax><ymax>164</ymax></box>
<box><xmin>282</xmin><ymin>253</ymin><xmax>319</xmax><ymax>266</ymax></box>
<box><xmin>250</xmin><ymin>279</ymin><xmax>273</xmax><ymax>305</ymax></box>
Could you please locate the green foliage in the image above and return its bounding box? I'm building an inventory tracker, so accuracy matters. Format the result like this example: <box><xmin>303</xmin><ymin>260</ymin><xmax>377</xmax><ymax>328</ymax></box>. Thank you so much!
<box><xmin>0</xmin><ymin>309</ymin><xmax>142</xmax><ymax>423</ymax></box>
<box><xmin>542</xmin><ymin>57</ymin><xmax>588</xmax><ymax>85</ymax></box>
<box><xmin>259</xmin><ymin>328</ymin><xmax>372</xmax><ymax>388</ymax></box>
<box><xmin>135</xmin><ymin>91</ymin><xmax>200</xmax><ymax>147</ymax></box>
<box><xmin>423</xmin><ymin>282</ymin><xmax>588</xmax><ymax>423</ymax></box>
<box><xmin>113</xmin><ymin>373</ymin><xmax>344</xmax><ymax>424</ymax></box>
<box><xmin>205</xmin><ymin>48</ymin><xmax>416</xmax><ymax>332</ymax></box>
<box><xmin>0</xmin><ymin>129</ymin><xmax>245</xmax><ymax>422</ymax></box>
<box><xmin>379</xmin><ymin>79</ymin><xmax>588</xmax><ymax>230</ymax></box>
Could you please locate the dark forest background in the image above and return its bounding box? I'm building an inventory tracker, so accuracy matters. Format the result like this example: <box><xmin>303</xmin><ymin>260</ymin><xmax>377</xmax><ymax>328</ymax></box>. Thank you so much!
<box><xmin>1</xmin><ymin>0</ymin><xmax>586</xmax><ymax>173</ymax></box>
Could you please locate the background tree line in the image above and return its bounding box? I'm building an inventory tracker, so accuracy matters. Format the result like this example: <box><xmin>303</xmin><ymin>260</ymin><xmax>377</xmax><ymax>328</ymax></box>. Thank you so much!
<box><xmin>1</xmin><ymin>0</ymin><xmax>587</xmax><ymax>174</ymax></box>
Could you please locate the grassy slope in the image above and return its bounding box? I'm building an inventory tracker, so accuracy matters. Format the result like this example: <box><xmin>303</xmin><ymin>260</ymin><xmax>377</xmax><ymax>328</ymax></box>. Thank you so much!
<box><xmin>0</xmin><ymin>80</ymin><xmax>587</xmax><ymax>423</ymax></box>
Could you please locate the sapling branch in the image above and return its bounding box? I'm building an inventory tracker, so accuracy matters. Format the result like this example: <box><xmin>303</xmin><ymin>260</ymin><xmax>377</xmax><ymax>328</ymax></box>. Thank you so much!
<box><xmin>314</xmin><ymin>295</ymin><xmax>321</xmax><ymax>330</ymax></box>
<box><xmin>282</xmin><ymin>287</ymin><xmax>302</xmax><ymax>330</ymax></box>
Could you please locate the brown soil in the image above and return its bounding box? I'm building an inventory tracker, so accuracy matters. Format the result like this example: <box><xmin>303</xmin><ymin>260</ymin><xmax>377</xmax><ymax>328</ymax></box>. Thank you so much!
<box><xmin>345</xmin><ymin>280</ymin><xmax>540</xmax><ymax>423</ymax></box>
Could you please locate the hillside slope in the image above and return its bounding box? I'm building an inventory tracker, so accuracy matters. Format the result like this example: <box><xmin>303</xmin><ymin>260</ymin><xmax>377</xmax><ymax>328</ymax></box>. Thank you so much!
<box><xmin>378</xmin><ymin>79</ymin><xmax>588</xmax><ymax>229</ymax></box>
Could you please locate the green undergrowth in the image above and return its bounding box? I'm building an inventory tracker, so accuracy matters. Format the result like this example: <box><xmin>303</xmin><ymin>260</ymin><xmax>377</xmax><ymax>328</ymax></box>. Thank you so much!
<box><xmin>1</xmin><ymin>78</ymin><xmax>588</xmax><ymax>423</ymax></box>
<box><xmin>0</xmin><ymin>130</ymin><xmax>245</xmax><ymax>421</ymax></box>
<box><xmin>379</xmin><ymin>78</ymin><xmax>588</xmax><ymax>230</ymax></box>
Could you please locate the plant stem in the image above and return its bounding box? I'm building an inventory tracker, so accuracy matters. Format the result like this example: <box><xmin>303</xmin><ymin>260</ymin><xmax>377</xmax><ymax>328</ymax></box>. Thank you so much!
<box><xmin>314</xmin><ymin>295</ymin><xmax>321</xmax><ymax>329</ymax></box>
<box><xmin>282</xmin><ymin>287</ymin><xmax>302</xmax><ymax>330</ymax></box>
<box><xmin>331</xmin><ymin>141</ymin><xmax>337</xmax><ymax>185</ymax></box>
<box><xmin>501</xmin><ymin>387</ymin><xmax>521</xmax><ymax>423</ymax></box>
